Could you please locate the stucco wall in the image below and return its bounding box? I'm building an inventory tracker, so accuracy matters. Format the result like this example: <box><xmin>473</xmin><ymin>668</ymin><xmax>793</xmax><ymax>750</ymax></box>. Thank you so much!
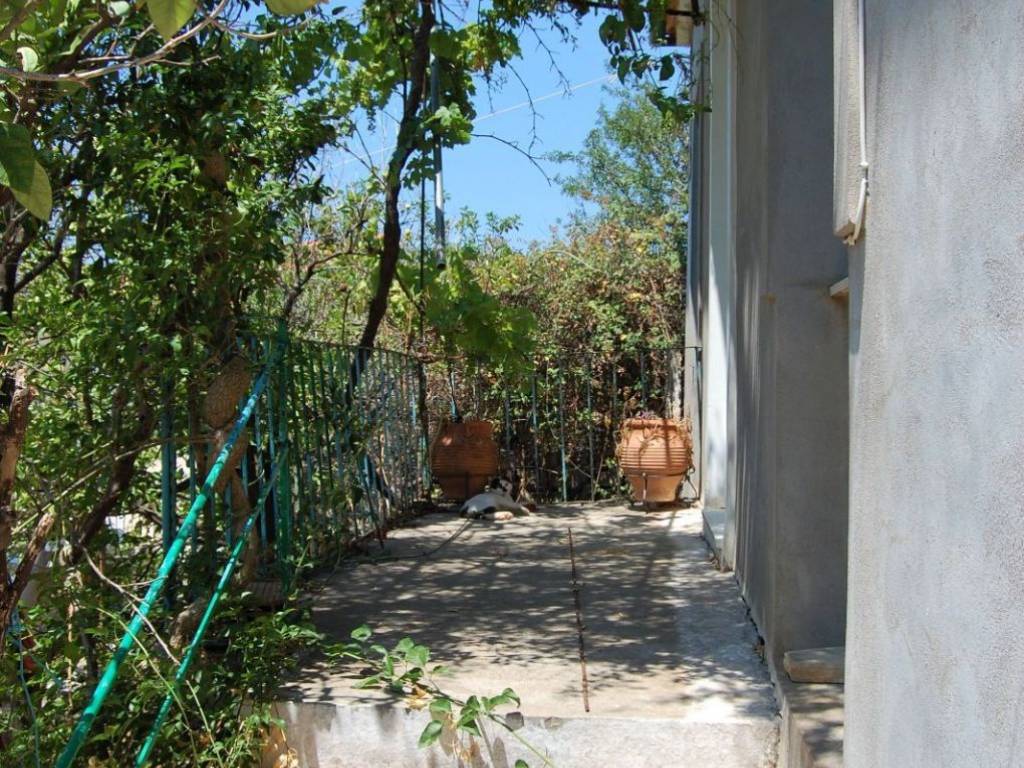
<box><xmin>684</xmin><ymin>22</ymin><xmax>709</xmax><ymax>504</ymax></box>
<box><xmin>845</xmin><ymin>1</ymin><xmax>1024</xmax><ymax>765</ymax></box>
<box><xmin>730</xmin><ymin>0</ymin><xmax>849</xmax><ymax>663</ymax></box>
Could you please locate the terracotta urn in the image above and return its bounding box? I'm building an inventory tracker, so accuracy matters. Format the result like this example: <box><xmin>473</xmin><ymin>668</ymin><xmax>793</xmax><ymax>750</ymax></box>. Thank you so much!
<box><xmin>430</xmin><ymin>419</ymin><xmax>499</xmax><ymax>501</ymax></box>
<box><xmin>616</xmin><ymin>417</ymin><xmax>693</xmax><ymax>503</ymax></box>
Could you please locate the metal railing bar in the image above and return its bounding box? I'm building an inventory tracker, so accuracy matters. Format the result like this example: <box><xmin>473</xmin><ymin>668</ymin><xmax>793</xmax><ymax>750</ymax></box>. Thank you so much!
<box><xmin>134</xmin><ymin>452</ymin><xmax>286</xmax><ymax>767</ymax></box>
<box><xmin>54</xmin><ymin>351</ymin><xmax>279</xmax><ymax>768</ymax></box>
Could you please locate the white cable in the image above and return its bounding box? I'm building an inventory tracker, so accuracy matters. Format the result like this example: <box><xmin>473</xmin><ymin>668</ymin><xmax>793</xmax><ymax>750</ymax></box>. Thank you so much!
<box><xmin>845</xmin><ymin>0</ymin><xmax>868</xmax><ymax>245</ymax></box>
<box><xmin>339</xmin><ymin>74</ymin><xmax>616</xmax><ymax>167</ymax></box>
<box><xmin>474</xmin><ymin>74</ymin><xmax>615</xmax><ymax>124</ymax></box>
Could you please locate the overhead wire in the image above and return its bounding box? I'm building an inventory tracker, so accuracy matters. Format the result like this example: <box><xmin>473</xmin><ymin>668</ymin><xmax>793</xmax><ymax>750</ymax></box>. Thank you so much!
<box><xmin>338</xmin><ymin>73</ymin><xmax>615</xmax><ymax>168</ymax></box>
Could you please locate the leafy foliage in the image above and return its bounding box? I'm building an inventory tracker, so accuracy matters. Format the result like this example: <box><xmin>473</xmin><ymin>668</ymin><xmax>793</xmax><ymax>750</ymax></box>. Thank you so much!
<box><xmin>0</xmin><ymin>12</ymin><xmax>353</xmax><ymax>766</ymax></box>
<box><xmin>333</xmin><ymin>625</ymin><xmax>551</xmax><ymax>768</ymax></box>
<box><xmin>3</xmin><ymin>585</ymin><xmax>324</xmax><ymax>766</ymax></box>
<box><xmin>0</xmin><ymin>0</ymin><xmax>326</xmax><ymax>220</ymax></box>
<box><xmin>440</xmin><ymin>86</ymin><xmax>690</xmax><ymax>367</ymax></box>
<box><xmin>401</xmin><ymin>212</ymin><xmax>537</xmax><ymax>373</ymax></box>
<box><xmin>555</xmin><ymin>85</ymin><xmax>690</xmax><ymax>256</ymax></box>
<box><xmin>0</xmin><ymin>122</ymin><xmax>51</xmax><ymax>219</ymax></box>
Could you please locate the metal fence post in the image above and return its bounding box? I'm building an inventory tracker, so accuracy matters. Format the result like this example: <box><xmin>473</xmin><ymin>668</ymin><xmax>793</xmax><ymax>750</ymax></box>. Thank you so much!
<box><xmin>586</xmin><ymin>360</ymin><xmax>595</xmax><ymax>501</ymax></box>
<box><xmin>160</xmin><ymin>382</ymin><xmax>176</xmax><ymax>610</ymax></box>
<box><xmin>530</xmin><ymin>373</ymin><xmax>540</xmax><ymax>498</ymax></box>
<box><xmin>273</xmin><ymin>321</ymin><xmax>293</xmax><ymax>591</ymax></box>
<box><xmin>558</xmin><ymin>372</ymin><xmax>568</xmax><ymax>503</ymax></box>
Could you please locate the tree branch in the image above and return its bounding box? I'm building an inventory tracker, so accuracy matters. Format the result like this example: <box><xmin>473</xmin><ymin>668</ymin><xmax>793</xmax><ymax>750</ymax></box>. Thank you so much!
<box><xmin>471</xmin><ymin>132</ymin><xmax>552</xmax><ymax>184</ymax></box>
<box><xmin>0</xmin><ymin>0</ymin><xmax>232</xmax><ymax>85</ymax></box>
<box><xmin>351</xmin><ymin>0</ymin><xmax>436</xmax><ymax>377</ymax></box>
<box><xmin>0</xmin><ymin>0</ymin><xmax>46</xmax><ymax>45</ymax></box>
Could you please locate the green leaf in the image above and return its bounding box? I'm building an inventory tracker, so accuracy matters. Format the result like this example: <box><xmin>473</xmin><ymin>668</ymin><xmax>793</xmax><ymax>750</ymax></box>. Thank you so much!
<box><xmin>616</xmin><ymin>57</ymin><xmax>630</xmax><ymax>83</ymax></box>
<box><xmin>623</xmin><ymin>0</ymin><xmax>646</xmax><ymax>32</ymax></box>
<box><xmin>430</xmin><ymin>29</ymin><xmax>460</xmax><ymax>60</ymax></box>
<box><xmin>485</xmin><ymin>688</ymin><xmax>520</xmax><ymax>711</ymax></box>
<box><xmin>658</xmin><ymin>57</ymin><xmax>675</xmax><ymax>82</ymax></box>
<box><xmin>146</xmin><ymin>0</ymin><xmax>197</xmax><ymax>41</ymax></box>
<box><xmin>457</xmin><ymin>717</ymin><xmax>481</xmax><ymax>737</ymax></box>
<box><xmin>515</xmin><ymin>761</ymin><xmax>530</xmax><ymax>768</ymax></box>
<box><xmin>0</xmin><ymin>123</ymin><xmax>52</xmax><ymax>220</ymax></box>
<box><xmin>350</xmin><ymin>624</ymin><xmax>372</xmax><ymax>642</ymax></box>
<box><xmin>395</xmin><ymin>637</ymin><xmax>415</xmax><ymax>655</ymax></box>
<box><xmin>407</xmin><ymin>644</ymin><xmax>430</xmax><ymax>668</ymax></box>
<box><xmin>264</xmin><ymin>0</ymin><xmax>319</xmax><ymax>15</ymax></box>
<box><xmin>418</xmin><ymin>719</ymin><xmax>443</xmax><ymax>747</ymax></box>
<box><xmin>429</xmin><ymin>697</ymin><xmax>452</xmax><ymax>716</ymax></box>
<box><xmin>16</xmin><ymin>47</ymin><xmax>39</xmax><ymax>72</ymax></box>
<box><xmin>599</xmin><ymin>14</ymin><xmax>625</xmax><ymax>45</ymax></box>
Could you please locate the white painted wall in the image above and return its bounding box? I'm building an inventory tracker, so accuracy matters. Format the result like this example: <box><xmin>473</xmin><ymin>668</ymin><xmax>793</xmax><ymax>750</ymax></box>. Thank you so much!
<box><xmin>845</xmin><ymin>1</ymin><xmax>1024</xmax><ymax>765</ymax></box>
<box><xmin>701</xmin><ymin>1</ymin><xmax>737</xmax><ymax>566</ymax></box>
<box><xmin>682</xmin><ymin>24</ymin><xmax>706</xmax><ymax>505</ymax></box>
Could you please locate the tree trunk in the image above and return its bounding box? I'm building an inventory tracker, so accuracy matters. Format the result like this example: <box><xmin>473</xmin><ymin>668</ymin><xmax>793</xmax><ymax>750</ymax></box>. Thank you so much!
<box><xmin>0</xmin><ymin>369</ymin><xmax>35</xmax><ymax>647</ymax></box>
<box><xmin>0</xmin><ymin>510</ymin><xmax>54</xmax><ymax>650</ymax></box>
<box><xmin>336</xmin><ymin>1</ymin><xmax>435</xmax><ymax>516</ymax></box>
<box><xmin>68</xmin><ymin>398</ymin><xmax>156</xmax><ymax>565</ymax></box>
<box><xmin>347</xmin><ymin>0</ymin><xmax>435</xmax><ymax>401</ymax></box>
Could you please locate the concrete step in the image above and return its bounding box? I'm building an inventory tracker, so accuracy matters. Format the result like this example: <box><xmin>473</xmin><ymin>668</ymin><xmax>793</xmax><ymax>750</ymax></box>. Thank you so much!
<box><xmin>267</xmin><ymin>697</ymin><xmax>779</xmax><ymax>768</ymax></box>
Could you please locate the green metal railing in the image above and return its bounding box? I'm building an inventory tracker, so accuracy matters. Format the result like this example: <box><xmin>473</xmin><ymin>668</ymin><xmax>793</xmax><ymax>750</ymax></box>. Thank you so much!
<box><xmin>429</xmin><ymin>347</ymin><xmax>688</xmax><ymax>502</ymax></box>
<box><xmin>49</xmin><ymin>333</ymin><xmax>680</xmax><ymax>765</ymax></box>
<box><xmin>55</xmin><ymin>345</ymin><xmax>280</xmax><ymax>768</ymax></box>
<box><xmin>53</xmin><ymin>325</ymin><xmax>426</xmax><ymax>766</ymax></box>
<box><xmin>134</xmin><ymin>454</ymin><xmax>284</xmax><ymax>766</ymax></box>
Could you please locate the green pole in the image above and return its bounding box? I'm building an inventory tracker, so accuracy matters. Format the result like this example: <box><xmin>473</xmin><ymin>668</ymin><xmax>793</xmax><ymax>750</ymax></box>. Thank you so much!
<box><xmin>159</xmin><ymin>383</ymin><xmax>176</xmax><ymax>609</ymax></box>
<box><xmin>586</xmin><ymin>360</ymin><xmax>595</xmax><ymax>501</ymax></box>
<box><xmin>274</xmin><ymin>322</ymin><xmax>293</xmax><ymax>591</ymax></box>
<box><xmin>290</xmin><ymin>341</ymin><xmax>315</xmax><ymax>531</ymax></box>
<box><xmin>530</xmin><ymin>374</ymin><xmax>540</xmax><ymax>497</ymax></box>
<box><xmin>558</xmin><ymin>372</ymin><xmax>568</xmax><ymax>503</ymax></box>
<box><xmin>54</xmin><ymin>362</ymin><xmax>275</xmax><ymax>768</ymax></box>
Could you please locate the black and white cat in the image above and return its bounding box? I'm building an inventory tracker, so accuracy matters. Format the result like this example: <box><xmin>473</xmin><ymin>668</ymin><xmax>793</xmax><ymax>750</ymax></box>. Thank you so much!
<box><xmin>459</xmin><ymin>478</ymin><xmax>532</xmax><ymax>521</ymax></box>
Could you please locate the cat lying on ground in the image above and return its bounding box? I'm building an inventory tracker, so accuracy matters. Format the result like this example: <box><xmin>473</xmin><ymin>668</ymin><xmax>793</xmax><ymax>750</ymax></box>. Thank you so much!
<box><xmin>459</xmin><ymin>478</ymin><xmax>532</xmax><ymax>521</ymax></box>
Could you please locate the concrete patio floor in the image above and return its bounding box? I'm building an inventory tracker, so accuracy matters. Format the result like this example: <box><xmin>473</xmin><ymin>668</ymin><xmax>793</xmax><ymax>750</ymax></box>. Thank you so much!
<box><xmin>273</xmin><ymin>502</ymin><xmax>779</xmax><ymax>767</ymax></box>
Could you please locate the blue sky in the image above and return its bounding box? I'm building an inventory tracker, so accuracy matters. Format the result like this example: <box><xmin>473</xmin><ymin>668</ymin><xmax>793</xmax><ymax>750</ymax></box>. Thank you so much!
<box><xmin>323</xmin><ymin>13</ymin><xmax>621</xmax><ymax>244</ymax></box>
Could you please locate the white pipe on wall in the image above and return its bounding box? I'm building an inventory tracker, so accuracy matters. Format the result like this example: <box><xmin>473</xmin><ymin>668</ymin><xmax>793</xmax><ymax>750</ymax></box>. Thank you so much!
<box><xmin>845</xmin><ymin>0</ymin><xmax>868</xmax><ymax>244</ymax></box>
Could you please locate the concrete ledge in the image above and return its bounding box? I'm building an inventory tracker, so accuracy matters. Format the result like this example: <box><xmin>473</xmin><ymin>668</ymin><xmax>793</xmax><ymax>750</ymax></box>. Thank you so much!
<box><xmin>267</xmin><ymin>698</ymin><xmax>779</xmax><ymax>768</ymax></box>
<box><xmin>776</xmin><ymin>677</ymin><xmax>844</xmax><ymax>768</ymax></box>
<box><xmin>280</xmin><ymin>505</ymin><xmax>779</xmax><ymax>766</ymax></box>
<box><xmin>828</xmin><ymin>277</ymin><xmax>850</xmax><ymax>298</ymax></box>
<box><xmin>783</xmin><ymin>647</ymin><xmax>845</xmax><ymax>684</ymax></box>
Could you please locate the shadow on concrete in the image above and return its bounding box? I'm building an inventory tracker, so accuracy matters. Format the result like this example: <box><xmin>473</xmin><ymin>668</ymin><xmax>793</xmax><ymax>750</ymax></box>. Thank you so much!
<box><xmin>282</xmin><ymin>503</ymin><xmax>776</xmax><ymax>726</ymax></box>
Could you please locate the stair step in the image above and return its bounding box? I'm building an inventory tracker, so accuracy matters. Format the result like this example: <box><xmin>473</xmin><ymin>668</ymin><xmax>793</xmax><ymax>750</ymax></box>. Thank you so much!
<box><xmin>265</xmin><ymin>698</ymin><xmax>779</xmax><ymax>768</ymax></box>
<box><xmin>783</xmin><ymin>646</ymin><xmax>845</xmax><ymax>684</ymax></box>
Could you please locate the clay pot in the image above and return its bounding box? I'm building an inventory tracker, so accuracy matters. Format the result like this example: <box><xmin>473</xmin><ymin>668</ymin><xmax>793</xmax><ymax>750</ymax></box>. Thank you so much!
<box><xmin>430</xmin><ymin>420</ymin><xmax>499</xmax><ymax>501</ymax></box>
<box><xmin>616</xmin><ymin>418</ymin><xmax>693</xmax><ymax>504</ymax></box>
